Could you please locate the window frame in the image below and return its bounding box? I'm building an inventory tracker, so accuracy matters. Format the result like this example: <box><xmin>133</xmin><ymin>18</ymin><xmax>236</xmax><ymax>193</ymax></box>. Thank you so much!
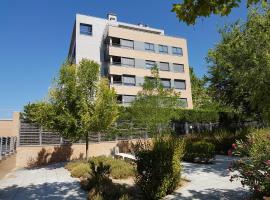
<box><xmin>173</xmin><ymin>63</ymin><xmax>184</xmax><ymax>73</ymax></box>
<box><xmin>159</xmin><ymin>62</ymin><xmax>170</xmax><ymax>71</ymax></box>
<box><xmin>172</xmin><ymin>47</ymin><xmax>183</xmax><ymax>56</ymax></box>
<box><xmin>145</xmin><ymin>60</ymin><xmax>156</xmax><ymax>69</ymax></box>
<box><xmin>161</xmin><ymin>78</ymin><xmax>171</xmax><ymax>89</ymax></box>
<box><xmin>122</xmin><ymin>75</ymin><xmax>136</xmax><ymax>86</ymax></box>
<box><xmin>174</xmin><ymin>79</ymin><xmax>186</xmax><ymax>90</ymax></box>
<box><xmin>145</xmin><ymin>42</ymin><xmax>155</xmax><ymax>52</ymax></box>
<box><xmin>159</xmin><ymin>45</ymin><xmax>168</xmax><ymax>54</ymax></box>
<box><xmin>80</xmin><ymin>23</ymin><xmax>93</xmax><ymax>36</ymax></box>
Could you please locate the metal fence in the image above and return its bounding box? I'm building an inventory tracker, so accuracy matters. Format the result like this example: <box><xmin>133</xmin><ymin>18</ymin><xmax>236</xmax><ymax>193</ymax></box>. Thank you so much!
<box><xmin>173</xmin><ymin>121</ymin><xmax>264</xmax><ymax>135</ymax></box>
<box><xmin>19</xmin><ymin>122</ymin><xmax>148</xmax><ymax>146</ymax></box>
<box><xmin>0</xmin><ymin>136</ymin><xmax>17</xmax><ymax>161</ymax></box>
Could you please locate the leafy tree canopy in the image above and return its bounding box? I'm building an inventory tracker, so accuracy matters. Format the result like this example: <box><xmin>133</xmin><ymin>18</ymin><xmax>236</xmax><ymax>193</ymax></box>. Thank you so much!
<box><xmin>206</xmin><ymin>7</ymin><xmax>270</xmax><ymax>122</ymax></box>
<box><xmin>172</xmin><ymin>0</ymin><xmax>268</xmax><ymax>25</ymax></box>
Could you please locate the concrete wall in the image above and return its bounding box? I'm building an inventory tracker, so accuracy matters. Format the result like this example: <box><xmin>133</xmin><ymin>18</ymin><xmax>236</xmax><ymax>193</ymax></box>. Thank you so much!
<box><xmin>15</xmin><ymin>139</ymin><xmax>142</xmax><ymax>169</ymax></box>
<box><xmin>0</xmin><ymin>112</ymin><xmax>20</xmax><ymax>137</ymax></box>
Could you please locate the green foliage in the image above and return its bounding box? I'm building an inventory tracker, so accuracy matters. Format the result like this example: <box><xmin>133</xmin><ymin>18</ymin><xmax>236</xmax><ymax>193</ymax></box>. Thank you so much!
<box><xmin>136</xmin><ymin>136</ymin><xmax>185</xmax><ymax>200</ymax></box>
<box><xmin>172</xmin><ymin>0</ymin><xmax>268</xmax><ymax>25</ymax></box>
<box><xmin>230</xmin><ymin>129</ymin><xmax>270</xmax><ymax>198</ymax></box>
<box><xmin>189</xmin><ymin>67</ymin><xmax>220</xmax><ymax>110</ymax></box>
<box><xmin>184</xmin><ymin>140</ymin><xmax>215</xmax><ymax>163</ymax></box>
<box><xmin>206</xmin><ymin>7</ymin><xmax>270</xmax><ymax>122</ymax></box>
<box><xmin>70</xmin><ymin>162</ymin><xmax>90</xmax><ymax>178</ymax></box>
<box><xmin>89</xmin><ymin>156</ymin><xmax>135</xmax><ymax>179</ymax></box>
<box><xmin>22</xmin><ymin>59</ymin><xmax>119</xmax><ymax>158</ymax></box>
<box><xmin>131</xmin><ymin>65</ymin><xmax>182</xmax><ymax>134</ymax></box>
<box><xmin>176</xmin><ymin>109</ymin><xmax>219</xmax><ymax>123</ymax></box>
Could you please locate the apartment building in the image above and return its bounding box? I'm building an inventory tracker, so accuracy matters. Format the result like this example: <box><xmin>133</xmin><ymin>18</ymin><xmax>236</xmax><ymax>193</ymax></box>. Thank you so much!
<box><xmin>68</xmin><ymin>13</ymin><xmax>193</xmax><ymax>108</ymax></box>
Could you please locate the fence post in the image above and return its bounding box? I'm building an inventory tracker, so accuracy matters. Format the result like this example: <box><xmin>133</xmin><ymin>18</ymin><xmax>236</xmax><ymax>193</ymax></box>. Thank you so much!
<box><xmin>60</xmin><ymin>137</ymin><xmax>63</xmax><ymax>145</ymax></box>
<box><xmin>39</xmin><ymin>127</ymin><xmax>42</xmax><ymax>145</ymax></box>
<box><xmin>98</xmin><ymin>133</ymin><xmax>101</xmax><ymax>143</ymax></box>
<box><xmin>185</xmin><ymin>122</ymin><xmax>189</xmax><ymax>134</ymax></box>
<box><xmin>5</xmin><ymin>137</ymin><xmax>8</xmax><ymax>155</ymax></box>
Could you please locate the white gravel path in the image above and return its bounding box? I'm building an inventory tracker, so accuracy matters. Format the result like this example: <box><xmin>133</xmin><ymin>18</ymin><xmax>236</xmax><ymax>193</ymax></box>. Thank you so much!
<box><xmin>165</xmin><ymin>155</ymin><xmax>250</xmax><ymax>200</ymax></box>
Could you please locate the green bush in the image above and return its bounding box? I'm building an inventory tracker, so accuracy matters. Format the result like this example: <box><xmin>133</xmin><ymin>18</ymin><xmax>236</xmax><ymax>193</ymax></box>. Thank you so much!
<box><xmin>136</xmin><ymin>136</ymin><xmax>185</xmax><ymax>200</ymax></box>
<box><xmin>230</xmin><ymin>129</ymin><xmax>270</xmax><ymax>198</ymax></box>
<box><xmin>89</xmin><ymin>156</ymin><xmax>135</xmax><ymax>179</ymax></box>
<box><xmin>70</xmin><ymin>162</ymin><xmax>90</xmax><ymax>178</ymax></box>
<box><xmin>184</xmin><ymin>140</ymin><xmax>215</xmax><ymax>163</ymax></box>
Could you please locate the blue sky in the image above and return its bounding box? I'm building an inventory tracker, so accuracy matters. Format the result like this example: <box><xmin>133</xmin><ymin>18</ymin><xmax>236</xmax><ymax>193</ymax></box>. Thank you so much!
<box><xmin>0</xmin><ymin>0</ymin><xmax>247</xmax><ymax>118</ymax></box>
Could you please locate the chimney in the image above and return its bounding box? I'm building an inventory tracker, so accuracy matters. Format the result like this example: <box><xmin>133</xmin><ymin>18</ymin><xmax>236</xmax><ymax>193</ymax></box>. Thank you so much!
<box><xmin>107</xmin><ymin>13</ymin><xmax>117</xmax><ymax>21</ymax></box>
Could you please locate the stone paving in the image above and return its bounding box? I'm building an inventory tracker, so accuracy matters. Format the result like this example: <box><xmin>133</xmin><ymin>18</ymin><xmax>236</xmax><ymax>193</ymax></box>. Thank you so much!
<box><xmin>165</xmin><ymin>155</ymin><xmax>250</xmax><ymax>200</ymax></box>
<box><xmin>0</xmin><ymin>156</ymin><xmax>250</xmax><ymax>200</ymax></box>
<box><xmin>0</xmin><ymin>163</ymin><xmax>86</xmax><ymax>200</ymax></box>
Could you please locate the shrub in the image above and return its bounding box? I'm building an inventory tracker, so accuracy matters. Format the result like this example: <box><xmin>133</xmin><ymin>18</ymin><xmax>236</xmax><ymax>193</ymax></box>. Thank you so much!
<box><xmin>136</xmin><ymin>136</ymin><xmax>185</xmax><ymax>200</ymax></box>
<box><xmin>184</xmin><ymin>140</ymin><xmax>215</xmax><ymax>163</ymax></box>
<box><xmin>65</xmin><ymin>160</ymin><xmax>85</xmax><ymax>171</ymax></box>
<box><xmin>89</xmin><ymin>156</ymin><xmax>135</xmax><ymax>179</ymax></box>
<box><xmin>70</xmin><ymin>162</ymin><xmax>90</xmax><ymax>178</ymax></box>
<box><xmin>230</xmin><ymin>129</ymin><xmax>270</xmax><ymax>198</ymax></box>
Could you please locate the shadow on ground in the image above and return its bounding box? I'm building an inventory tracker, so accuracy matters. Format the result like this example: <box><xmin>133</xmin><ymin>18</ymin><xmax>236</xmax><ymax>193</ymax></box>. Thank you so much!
<box><xmin>182</xmin><ymin>155</ymin><xmax>236</xmax><ymax>177</ymax></box>
<box><xmin>0</xmin><ymin>182</ymin><xmax>86</xmax><ymax>200</ymax></box>
<box><xmin>167</xmin><ymin>188</ymin><xmax>250</xmax><ymax>200</ymax></box>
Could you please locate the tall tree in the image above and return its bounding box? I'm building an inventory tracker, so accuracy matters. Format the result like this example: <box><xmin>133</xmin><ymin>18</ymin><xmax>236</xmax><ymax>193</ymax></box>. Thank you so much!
<box><xmin>131</xmin><ymin>65</ymin><xmax>181</xmax><ymax>135</ymax></box>
<box><xmin>172</xmin><ymin>0</ymin><xmax>268</xmax><ymax>25</ymax></box>
<box><xmin>206</xmin><ymin>7</ymin><xmax>270</xmax><ymax>121</ymax></box>
<box><xmin>22</xmin><ymin>59</ymin><xmax>119</xmax><ymax>158</ymax></box>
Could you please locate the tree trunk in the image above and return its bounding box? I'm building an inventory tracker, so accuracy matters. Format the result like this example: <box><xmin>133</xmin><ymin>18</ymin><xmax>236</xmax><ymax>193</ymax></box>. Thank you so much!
<box><xmin>85</xmin><ymin>132</ymin><xmax>89</xmax><ymax>160</ymax></box>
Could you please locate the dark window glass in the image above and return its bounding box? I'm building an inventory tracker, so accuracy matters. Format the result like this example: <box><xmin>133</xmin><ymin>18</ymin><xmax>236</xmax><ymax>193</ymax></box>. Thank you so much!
<box><xmin>145</xmin><ymin>43</ymin><xmax>155</xmax><ymax>51</ymax></box>
<box><xmin>80</xmin><ymin>23</ymin><xmax>92</xmax><ymax>35</ymax></box>
<box><xmin>172</xmin><ymin>47</ymin><xmax>183</xmax><ymax>56</ymax></box>
<box><xmin>174</xmin><ymin>80</ymin><xmax>186</xmax><ymax>90</ymax></box>
<box><xmin>173</xmin><ymin>63</ymin><xmax>184</xmax><ymax>73</ymax></box>
<box><xmin>159</xmin><ymin>45</ymin><xmax>168</xmax><ymax>54</ymax></box>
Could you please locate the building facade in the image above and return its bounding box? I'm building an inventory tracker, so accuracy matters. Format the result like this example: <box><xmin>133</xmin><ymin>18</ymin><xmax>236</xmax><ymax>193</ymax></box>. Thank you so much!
<box><xmin>68</xmin><ymin>13</ymin><xmax>193</xmax><ymax>108</ymax></box>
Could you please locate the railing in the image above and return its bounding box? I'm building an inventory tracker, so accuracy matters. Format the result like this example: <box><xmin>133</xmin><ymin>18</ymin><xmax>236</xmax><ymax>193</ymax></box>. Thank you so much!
<box><xmin>0</xmin><ymin>136</ymin><xmax>17</xmax><ymax>161</ymax></box>
<box><xmin>111</xmin><ymin>43</ymin><xmax>134</xmax><ymax>49</ymax></box>
<box><xmin>110</xmin><ymin>62</ymin><xmax>135</xmax><ymax>67</ymax></box>
<box><xmin>19</xmin><ymin>122</ymin><xmax>148</xmax><ymax>146</ymax></box>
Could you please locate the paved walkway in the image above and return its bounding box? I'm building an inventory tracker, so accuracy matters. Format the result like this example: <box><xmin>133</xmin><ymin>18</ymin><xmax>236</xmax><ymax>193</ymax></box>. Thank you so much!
<box><xmin>0</xmin><ymin>163</ymin><xmax>86</xmax><ymax>200</ymax></box>
<box><xmin>165</xmin><ymin>155</ymin><xmax>250</xmax><ymax>200</ymax></box>
<box><xmin>0</xmin><ymin>156</ymin><xmax>249</xmax><ymax>200</ymax></box>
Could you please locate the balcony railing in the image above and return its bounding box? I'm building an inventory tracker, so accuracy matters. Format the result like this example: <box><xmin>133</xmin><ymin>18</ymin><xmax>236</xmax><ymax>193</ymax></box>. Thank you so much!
<box><xmin>111</xmin><ymin>43</ymin><xmax>134</xmax><ymax>49</ymax></box>
<box><xmin>110</xmin><ymin>62</ymin><xmax>135</xmax><ymax>67</ymax></box>
<box><xmin>0</xmin><ymin>136</ymin><xmax>17</xmax><ymax>161</ymax></box>
<box><xmin>110</xmin><ymin>81</ymin><xmax>136</xmax><ymax>86</ymax></box>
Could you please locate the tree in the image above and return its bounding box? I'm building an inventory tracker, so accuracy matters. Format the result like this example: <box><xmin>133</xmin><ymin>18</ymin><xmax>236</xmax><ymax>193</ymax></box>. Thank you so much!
<box><xmin>206</xmin><ymin>7</ymin><xmax>270</xmax><ymax>121</ymax></box>
<box><xmin>22</xmin><ymin>59</ymin><xmax>119</xmax><ymax>158</ymax></box>
<box><xmin>172</xmin><ymin>0</ymin><xmax>268</xmax><ymax>25</ymax></box>
<box><xmin>131</xmin><ymin>65</ymin><xmax>181</xmax><ymax>135</ymax></box>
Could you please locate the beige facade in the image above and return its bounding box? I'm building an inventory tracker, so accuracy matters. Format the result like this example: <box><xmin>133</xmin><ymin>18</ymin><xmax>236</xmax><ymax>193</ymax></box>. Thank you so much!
<box><xmin>0</xmin><ymin>112</ymin><xmax>20</xmax><ymax>137</ymax></box>
<box><xmin>68</xmin><ymin>13</ymin><xmax>193</xmax><ymax>108</ymax></box>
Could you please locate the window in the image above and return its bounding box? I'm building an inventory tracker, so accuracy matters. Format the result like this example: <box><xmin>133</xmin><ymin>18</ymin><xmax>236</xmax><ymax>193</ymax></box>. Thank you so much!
<box><xmin>112</xmin><ymin>75</ymin><xmax>122</xmax><ymax>85</ymax></box>
<box><xmin>120</xmin><ymin>39</ymin><xmax>134</xmax><ymax>49</ymax></box>
<box><xmin>112</xmin><ymin>56</ymin><xmax>121</xmax><ymax>65</ymax></box>
<box><xmin>159</xmin><ymin>62</ymin><xmax>169</xmax><ymax>71</ymax></box>
<box><xmin>174</xmin><ymin>80</ymin><xmax>186</xmax><ymax>90</ymax></box>
<box><xmin>173</xmin><ymin>63</ymin><xmax>184</xmax><ymax>73</ymax></box>
<box><xmin>145</xmin><ymin>60</ymin><xmax>156</xmax><ymax>69</ymax></box>
<box><xmin>123</xmin><ymin>75</ymin><xmax>136</xmax><ymax>86</ymax></box>
<box><xmin>123</xmin><ymin>95</ymin><xmax>136</xmax><ymax>103</ymax></box>
<box><xmin>179</xmin><ymin>98</ymin><xmax>188</xmax><ymax>108</ymax></box>
<box><xmin>121</xmin><ymin>57</ymin><xmax>135</xmax><ymax>67</ymax></box>
<box><xmin>80</xmin><ymin>23</ymin><xmax>92</xmax><ymax>35</ymax></box>
<box><xmin>172</xmin><ymin>47</ymin><xmax>183</xmax><ymax>56</ymax></box>
<box><xmin>145</xmin><ymin>43</ymin><xmax>155</xmax><ymax>51</ymax></box>
<box><xmin>161</xmin><ymin>79</ymin><xmax>171</xmax><ymax>88</ymax></box>
<box><xmin>159</xmin><ymin>45</ymin><xmax>168</xmax><ymax>54</ymax></box>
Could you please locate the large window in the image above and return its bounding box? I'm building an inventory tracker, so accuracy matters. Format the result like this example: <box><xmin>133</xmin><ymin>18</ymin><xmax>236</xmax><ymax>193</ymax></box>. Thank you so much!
<box><xmin>123</xmin><ymin>75</ymin><xmax>136</xmax><ymax>86</ymax></box>
<box><xmin>145</xmin><ymin>43</ymin><xmax>155</xmax><ymax>52</ymax></box>
<box><xmin>80</xmin><ymin>23</ymin><xmax>92</xmax><ymax>35</ymax></box>
<box><xmin>161</xmin><ymin>79</ymin><xmax>171</xmax><ymax>88</ymax></box>
<box><xmin>123</xmin><ymin>95</ymin><xmax>136</xmax><ymax>103</ymax></box>
<box><xmin>173</xmin><ymin>63</ymin><xmax>184</xmax><ymax>73</ymax></box>
<box><xmin>121</xmin><ymin>57</ymin><xmax>135</xmax><ymax>67</ymax></box>
<box><xmin>172</xmin><ymin>47</ymin><xmax>183</xmax><ymax>56</ymax></box>
<box><xmin>159</xmin><ymin>62</ymin><xmax>170</xmax><ymax>71</ymax></box>
<box><xmin>120</xmin><ymin>39</ymin><xmax>134</xmax><ymax>49</ymax></box>
<box><xmin>174</xmin><ymin>80</ymin><xmax>186</xmax><ymax>90</ymax></box>
<box><xmin>145</xmin><ymin>60</ymin><xmax>156</xmax><ymax>69</ymax></box>
<box><xmin>159</xmin><ymin>45</ymin><xmax>168</xmax><ymax>54</ymax></box>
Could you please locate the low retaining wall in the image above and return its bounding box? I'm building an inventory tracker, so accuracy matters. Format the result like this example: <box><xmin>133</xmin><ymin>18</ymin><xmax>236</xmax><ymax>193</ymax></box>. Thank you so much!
<box><xmin>15</xmin><ymin>139</ymin><xmax>144</xmax><ymax>168</ymax></box>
